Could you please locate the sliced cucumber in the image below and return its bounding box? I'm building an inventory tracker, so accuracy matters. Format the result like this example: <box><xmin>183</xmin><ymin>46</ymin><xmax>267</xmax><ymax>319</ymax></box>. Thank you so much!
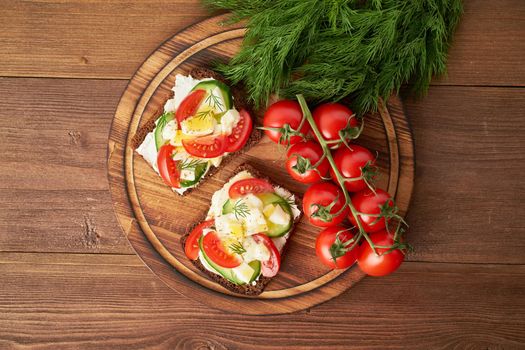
<box><xmin>154</xmin><ymin>111</ymin><xmax>174</xmax><ymax>151</ymax></box>
<box><xmin>180</xmin><ymin>162</ymin><xmax>208</xmax><ymax>188</ymax></box>
<box><xmin>256</xmin><ymin>193</ymin><xmax>293</xmax><ymax>237</ymax></box>
<box><xmin>248</xmin><ymin>260</ymin><xmax>261</xmax><ymax>283</ymax></box>
<box><xmin>198</xmin><ymin>236</ymin><xmax>261</xmax><ymax>285</ymax></box>
<box><xmin>191</xmin><ymin>80</ymin><xmax>233</xmax><ymax>112</ymax></box>
<box><xmin>222</xmin><ymin>198</ymin><xmax>235</xmax><ymax>215</ymax></box>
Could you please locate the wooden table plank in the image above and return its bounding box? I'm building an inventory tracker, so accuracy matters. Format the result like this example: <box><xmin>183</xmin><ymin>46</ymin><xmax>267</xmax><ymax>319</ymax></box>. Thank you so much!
<box><xmin>0</xmin><ymin>77</ymin><xmax>131</xmax><ymax>254</ymax></box>
<box><xmin>0</xmin><ymin>253</ymin><xmax>523</xmax><ymax>349</ymax></box>
<box><xmin>0</xmin><ymin>0</ymin><xmax>208</xmax><ymax>79</ymax></box>
<box><xmin>403</xmin><ymin>86</ymin><xmax>525</xmax><ymax>264</ymax></box>
<box><xmin>2</xmin><ymin>78</ymin><xmax>524</xmax><ymax>265</ymax></box>
<box><xmin>0</xmin><ymin>0</ymin><xmax>523</xmax><ymax>87</ymax></box>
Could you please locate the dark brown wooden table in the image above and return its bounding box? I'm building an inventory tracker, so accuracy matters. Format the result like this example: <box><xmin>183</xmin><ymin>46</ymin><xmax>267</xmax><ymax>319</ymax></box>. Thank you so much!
<box><xmin>1</xmin><ymin>1</ymin><xmax>524</xmax><ymax>349</ymax></box>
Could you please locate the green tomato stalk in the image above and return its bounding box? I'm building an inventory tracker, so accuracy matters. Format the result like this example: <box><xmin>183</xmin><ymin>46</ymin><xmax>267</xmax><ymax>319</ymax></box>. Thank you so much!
<box><xmin>296</xmin><ymin>94</ymin><xmax>378</xmax><ymax>255</ymax></box>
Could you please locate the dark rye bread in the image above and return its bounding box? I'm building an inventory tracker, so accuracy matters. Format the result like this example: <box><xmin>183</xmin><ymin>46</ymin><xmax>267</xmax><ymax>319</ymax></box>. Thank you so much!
<box><xmin>180</xmin><ymin>163</ymin><xmax>303</xmax><ymax>296</ymax></box>
<box><xmin>131</xmin><ymin>67</ymin><xmax>263</xmax><ymax>196</ymax></box>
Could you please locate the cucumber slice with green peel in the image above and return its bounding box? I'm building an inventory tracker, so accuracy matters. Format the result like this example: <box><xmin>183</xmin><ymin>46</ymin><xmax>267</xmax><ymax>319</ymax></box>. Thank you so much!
<box><xmin>222</xmin><ymin>198</ymin><xmax>235</xmax><ymax>215</ymax></box>
<box><xmin>154</xmin><ymin>112</ymin><xmax>174</xmax><ymax>151</ymax></box>
<box><xmin>199</xmin><ymin>236</ymin><xmax>244</xmax><ymax>285</ymax></box>
<box><xmin>256</xmin><ymin>193</ymin><xmax>293</xmax><ymax>237</ymax></box>
<box><xmin>191</xmin><ymin>80</ymin><xmax>233</xmax><ymax>112</ymax></box>
<box><xmin>248</xmin><ymin>260</ymin><xmax>261</xmax><ymax>283</ymax></box>
<box><xmin>180</xmin><ymin>162</ymin><xmax>209</xmax><ymax>188</ymax></box>
<box><xmin>198</xmin><ymin>236</ymin><xmax>261</xmax><ymax>285</ymax></box>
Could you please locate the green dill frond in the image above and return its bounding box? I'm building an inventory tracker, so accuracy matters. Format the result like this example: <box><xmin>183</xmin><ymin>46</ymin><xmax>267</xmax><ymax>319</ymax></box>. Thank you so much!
<box><xmin>203</xmin><ymin>0</ymin><xmax>463</xmax><ymax>115</ymax></box>
<box><xmin>178</xmin><ymin>158</ymin><xmax>207</xmax><ymax>170</ymax></box>
<box><xmin>232</xmin><ymin>200</ymin><xmax>250</xmax><ymax>220</ymax></box>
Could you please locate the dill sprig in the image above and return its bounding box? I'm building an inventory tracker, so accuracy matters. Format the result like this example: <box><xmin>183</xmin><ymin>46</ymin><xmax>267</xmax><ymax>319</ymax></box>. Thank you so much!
<box><xmin>194</xmin><ymin>109</ymin><xmax>214</xmax><ymax>120</ymax></box>
<box><xmin>205</xmin><ymin>90</ymin><xmax>224</xmax><ymax>111</ymax></box>
<box><xmin>203</xmin><ymin>0</ymin><xmax>462</xmax><ymax>114</ymax></box>
<box><xmin>177</xmin><ymin>157</ymin><xmax>207</xmax><ymax>170</ymax></box>
<box><xmin>229</xmin><ymin>241</ymin><xmax>247</xmax><ymax>255</ymax></box>
<box><xmin>232</xmin><ymin>200</ymin><xmax>250</xmax><ymax>220</ymax></box>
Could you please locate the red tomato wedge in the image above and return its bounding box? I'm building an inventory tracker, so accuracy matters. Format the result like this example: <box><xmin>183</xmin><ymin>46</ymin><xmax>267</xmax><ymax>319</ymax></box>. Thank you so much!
<box><xmin>182</xmin><ymin>134</ymin><xmax>227</xmax><ymax>158</ymax></box>
<box><xmin>184</xmin><ymin>220</ymin><xmax>214</xmax><ymax>260</ymax></box>
<box><xmin>175</xmin><ymin>89</ymin><xmax>206</xmax><ymax>123</ymax></box>
<box><xmin>202</xmin><ymin>231</ymin><xmax>242</xmax><ymax>268</ymax></box>
<box><xmin>228</xmin><ymin>178</ymin><xmax>274</xmax><ymax>199</ymax></box>
<box><xmin>225</xmin><ymin>109</ymin><xmax>253</xmax><ymax>153</ymax></box>
<box><xmin>252</xmin><ymin>234</ymin><xmax>281</xmax><ymax>277</ymax></box>
<box><xmin>156</xmin><ymin>144</ymin><xmax>180</xmax><ymax>188</ymax></box>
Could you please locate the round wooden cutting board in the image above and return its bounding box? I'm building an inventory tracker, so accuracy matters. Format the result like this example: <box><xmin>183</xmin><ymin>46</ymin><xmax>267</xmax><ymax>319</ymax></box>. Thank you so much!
<box><xmin>107</xmin><ymin>14</ymin><xmax>414</xmax><ymax>315</ymax></box>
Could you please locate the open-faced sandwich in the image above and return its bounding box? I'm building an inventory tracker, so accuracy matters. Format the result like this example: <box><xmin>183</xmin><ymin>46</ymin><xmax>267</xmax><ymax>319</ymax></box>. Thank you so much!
<box><xmin>181</xmin><ymin>163</ymin><xmax>302</xmax><ymax>295</ymax></box>
<box><xmin>132</xmin><ymin>68</ymin><xmax>262</xmax><ymax>195</ymax></box>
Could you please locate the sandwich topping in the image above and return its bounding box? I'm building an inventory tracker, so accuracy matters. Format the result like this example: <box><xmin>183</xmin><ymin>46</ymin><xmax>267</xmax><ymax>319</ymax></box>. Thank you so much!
<box><xmin>184</xmin><ymin>170</ymin><xmax>301</xmax><ymax>285</ymax></box>
<box><xmin>136</xmin><ymin>74</ymin><xmax>253</xmax><ymax>194</ymax></box>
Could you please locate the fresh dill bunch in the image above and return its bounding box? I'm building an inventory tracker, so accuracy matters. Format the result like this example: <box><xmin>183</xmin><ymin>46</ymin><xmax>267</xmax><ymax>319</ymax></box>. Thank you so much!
<box><xmin>202</xmin><ymin>0</ymin><xmax>462</xmax><ymax>114</ymax></box>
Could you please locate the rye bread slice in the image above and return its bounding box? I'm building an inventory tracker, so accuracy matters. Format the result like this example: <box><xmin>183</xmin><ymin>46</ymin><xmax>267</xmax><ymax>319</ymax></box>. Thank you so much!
<box><xmin>131</xmin><ymin>67</ymin><xmax>263</xmax><ymax>196</ymax></box>
<box><xmin>180</xmin><ymin>163</ymin><xmax>303</xmax><ymax>296</ymax></box>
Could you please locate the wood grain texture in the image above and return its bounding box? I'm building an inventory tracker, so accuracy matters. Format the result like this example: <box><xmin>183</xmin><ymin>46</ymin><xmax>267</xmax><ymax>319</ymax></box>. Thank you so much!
<box><xmin>0</xmin><ymin>77</ymin><xmax>132</xmax><ymax>254</ymax></box>
<box><xmin>1</xmin><ymin>80</ymin><xmax>523</xmax><ymax>264</ymax></box>
<box><xmin>403</xmin><ymin>86</ymin><xmax>525</xmax><ymax>264</ymax></box>
<box><xmin>107</xmin><ymin>15</ymin><xmax>413</xmax><ymax>314</ymax></box>
<box><xmin>0</xmin><ymin>1</ymin><xmax>523</xmax><ymax>347</ymax></box>
<box><xmin>0</xmin><ymin>253</ymin><xmax>524</xmax><ymax>350</ymax></box>
<box><xmin>0</xmin><ymin>0</ymin><xmax>523</xmax><ymax>87</ymax></box>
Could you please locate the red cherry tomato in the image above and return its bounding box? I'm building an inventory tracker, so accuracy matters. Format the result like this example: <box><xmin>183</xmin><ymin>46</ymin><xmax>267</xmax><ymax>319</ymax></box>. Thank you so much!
<box><xmin>182</xmin><ymin>134</ymin><xmax>227</xmax><ymax>158</ymax></box>
<box><xmin>331</xmin><ymin>145</ymin><xmax>376</xmax><ymax>192</ymax></box>
<box><xmin>156</xmin><ymin>144</ymin><xmax>180</xmax><ymax>188</ymax></box>
<box><xmin>357</xmin><ymin>230</ymin><xmax>404</xmax><ymax>276</ymax></box>
<box><xmin>315</xmin><ymin>226</ymin><xmax>358</xmax><ymax>269</ymax></box>
<box><xmin>349</xmin><ymin>188</ymin><xmax>393</xmax><ymax>233</ymax></box>
<box><xmin>202</xmin><ymin>231</ymin><xmax>242</xmax><ymax>268</ymax></box>
<box><xmin>263</xmin><ymin>100</ymin><xmax>310</xmax><ymax>145</ymax></box>
<box><xmin>303</xmin><ymin>182</ymin><xmax>349</xmax><ymax>227</ymax></box>
<box><xmin>312</xmin><ymin>103</ymin><xmax>359</xmax><ymax>148</ymax></box>
<box><xmin>225</xmin><ymin>109</ymin><xmax>253</xmax><ymax>153</ymax></box>
<box><xmin>184</xmin><ymin>220</ymin><xmax>214</xmax><ymax>260</ymax></box>
<box><xmin>175</xmin><ymin>89</ymin><xmax>206</xmax><ymax>123</ymax></box>
<box><xmin>252</xmin><ymin>234</ymin><xmax>281</xmax><ymax>277</ymax></box>
<box><xmin>228</xmin><ymin>178</ymin><xmax>274</xmax><ymax>199</ymax></box>
<box><xmin>285</xmin><ymin>141</ymin><xmax>330</xmax><ymax>184</ymax></box>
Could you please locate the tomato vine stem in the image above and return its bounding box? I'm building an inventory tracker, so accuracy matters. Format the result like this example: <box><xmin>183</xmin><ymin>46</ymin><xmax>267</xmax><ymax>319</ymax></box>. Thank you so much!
<box><xmin>296</xmin><ymin>95</ymin><xmax>378</xmax><ymax>255</ymax></box>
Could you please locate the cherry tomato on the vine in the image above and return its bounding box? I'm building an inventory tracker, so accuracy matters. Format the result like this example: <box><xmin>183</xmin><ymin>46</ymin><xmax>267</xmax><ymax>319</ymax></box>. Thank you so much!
<box><xmin>303</xmin><ymin>182</ymin><xmax>349</xmax><ymax>227</ymax></box>
<box><xmin>313</xmin><ymin>103</ymin><xmax>359</xmax><ymax>148</ymax></box>
<box><xmin>357</xmin><ymin>230</ymin><xmax>404</xmax><ymax>276</ymax></box>
<box><xmin>349</xmin><ymin>188</ymin><xmax>393</xmax><ymax>233</ymax></box>
<box><xmin>263</xmin><ymin>100</ymin><xmax>310</xmax><ymax>145</ymax></box>
<box><xmin>286</xmin><ymin>141</ymin><xmax>330</xmax><ymax>184</ymax></box>
<box><xmin>331</xmin><ymin>145</ymin><xmax>376</xmax><ymax>192</ymax></box>
<box><xmin>316</xmin><ymin>225</ymin><xmax>358</xmax><ymax>269</ymax></box>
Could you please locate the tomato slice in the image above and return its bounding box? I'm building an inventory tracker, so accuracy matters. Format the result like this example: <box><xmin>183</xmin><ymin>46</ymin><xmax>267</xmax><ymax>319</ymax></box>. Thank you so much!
<box><xmin>225</xmin><ymin>109</ymin><xmax>253</xmax><ymax>153</ymax></box>
<box><xmin>156</xmin><ymin>144</ymin><xmax>180</xmax><ymax>188</ymax></box>
<box><xmin>202</xmin><ymin>231</ymin><xmax>242</xmax><ymax>268</ymax></box>
<box><xmin>175</xmin><ymin>89</ymin><xmax>206</xmax><ymax>123</ymax></box>
<box><xmin>184</xmin><ymin>220</ymin><xmax>214</xmax><ymax>260</ymax></box>
<box><xmin>182</xmin><ymin>134</ymin><xmax>227</xmax><ymax>158</ymax></box>
<box><xmin>228</xmin><ymin>178</ymin><xmax>274</xmax><ymax>199</ymax></box>
<box><xmin>252</xmin><ymin>234</ymin><xmax>281</xmax><ymax>277</ymax></box>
